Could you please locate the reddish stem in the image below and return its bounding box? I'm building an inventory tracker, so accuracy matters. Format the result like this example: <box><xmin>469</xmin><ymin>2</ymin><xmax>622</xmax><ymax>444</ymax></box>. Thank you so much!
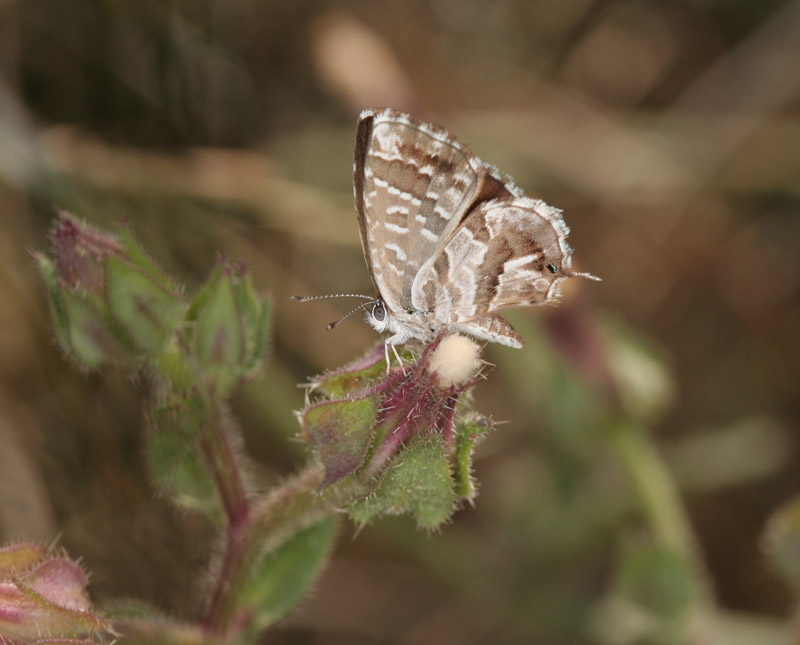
<box><xmin>201</xmin><ymin>400</ymin><xmax>251</xmax><ymax>632</ymax></box>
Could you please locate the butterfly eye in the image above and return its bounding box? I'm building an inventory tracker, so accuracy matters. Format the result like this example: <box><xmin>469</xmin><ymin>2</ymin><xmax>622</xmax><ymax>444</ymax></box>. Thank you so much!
<box><xmin>372</xmin><ymin>301</ymin><xmax>386</xmax><ymax>322</ymax></box>
<box><xmin>547</xmin><ymin>263</ymin><xmax>558</xmax><ymax>274</ymax></box>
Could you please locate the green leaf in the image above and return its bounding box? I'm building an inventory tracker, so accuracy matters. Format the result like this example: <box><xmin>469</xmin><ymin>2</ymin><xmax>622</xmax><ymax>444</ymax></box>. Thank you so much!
<box><xmin>116</xmin><ymin>225</ymin><xmax>177</xmax><ymax>290</ymax></box>
<box><xmin>155</xmin><ymin>340</ymin><xmax>196</xmax><ymax>391</ymax></box>
<box><xmin>593</xmin><ymin>536</ymin><xmax>698</xmax><ymax>644</ymax></box>
<box><xmin>239</xmin><ymin>516</ymin><xmax>337</xmax><ymax>638</ymax></box>
<box><xmin>453</xmin><ymin>415</ymin><xmax>493</xmax><ymax>501</ymax></box>
<box><xmin>105</xmin><ymin>599</ymin><xmax>211</xmax><ymax>644</ymax></box>
<box><xmin>149</xmin><ymin>430</ymin><xmax>219</xmax><ymax>518</ymax></box>
<box><xmin>303</xmin><ymin>396</ymin><xmax>378</xmax><ymax>487</ymax></box>
<box><xmin>195</xmin><ymin>271</ymin><xmax>244</xmax><ymax>377</ymax></box>
<box><xmin>249</xmin><ymin>298</ymin><xmax>271</xmax><ymax>370</ymax></box>
<box><xmin>349</xmin><ymin>436</ymin><xmax>455</xmax><ymax>529</ymax></box>
<box><xmin>614</xmin><ymin>539</ymin><xmax>695</xmax><ymax>617</ymax></box>
<box><xmin>147</xmin><ymin>391</ymin><xmax>220</xmax><ymax>520</ymax></box>
<box><xmin>316</xmin><ymin>355</ymin><xmax>386</xmax><ymax>399</ymax></box>
<box><xmin>234</xmin><ymin>273</ymin><xmax>271</xmax><ymax>372</ymax></box>
<box><xmin>186</xmin><ymin>265</ymin><xmax>223</xmax><ymax>323</ymax></box>
<box><xmin>36</xmin><ymin>254</ymin><xmax>72</xmax><ymax>357</ymax></box>
<box><xmin>105</xmin><ymin>255</ymin><xmax>185</xmax><ymax>356</ymax></box>
<box><xmin>60</xmin><ymin>288</ymin><xmax>129</xmax><ymax>368</ymax></box>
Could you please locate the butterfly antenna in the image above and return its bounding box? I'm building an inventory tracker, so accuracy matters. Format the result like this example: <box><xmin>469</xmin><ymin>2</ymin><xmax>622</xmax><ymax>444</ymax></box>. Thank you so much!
<box><xmin>327</xmin><ymin>300</ymin><xmax>376</xmax><ymax>331</ymax></box>
<box><xmin>292</xmin><ymin>293</ymin><xmax>374</xmax><ymax>302</ymax></box>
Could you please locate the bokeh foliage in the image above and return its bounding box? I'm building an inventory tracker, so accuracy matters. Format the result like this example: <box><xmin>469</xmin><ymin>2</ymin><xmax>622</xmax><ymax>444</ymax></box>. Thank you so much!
<box><xmin>1</xmin><ymin>0</ymin><xmax>799</xmax><ymax>643</ymax></box>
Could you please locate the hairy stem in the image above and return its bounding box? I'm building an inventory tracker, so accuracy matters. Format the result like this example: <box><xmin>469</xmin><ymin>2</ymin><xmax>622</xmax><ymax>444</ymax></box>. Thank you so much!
<box><xmin>200</xmin><ymin>400</ymin><xmax>252</xmax><ymax>632</ymax></box>
<box><xmin>201</xmin><ymin>400</ymin><xmax>250</xmax><ymax>528</ymax></box>
<box><xmin>203</xmin><ymin>462</ymin><xmax>364</xmax><ymax>633</ymax></box>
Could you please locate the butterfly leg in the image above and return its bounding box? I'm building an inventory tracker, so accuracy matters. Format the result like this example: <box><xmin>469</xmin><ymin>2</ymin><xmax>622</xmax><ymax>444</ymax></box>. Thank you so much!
<box><xmin>391</xmin><ymin>343</ymin><xmax>406</xmax><ymax>374</ymax></box>
<box><xmin>383</xmin><ymin>341</ymin><xmax>407</xmax><ymax>375</ymax></box>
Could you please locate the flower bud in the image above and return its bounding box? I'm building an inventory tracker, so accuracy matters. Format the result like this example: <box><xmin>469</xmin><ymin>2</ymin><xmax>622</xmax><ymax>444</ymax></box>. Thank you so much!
<box><xmin>189</xmin><ymin>262</ymin><xmax>271</xmax><ymax>396</ymax></box>
<box><xmin>36</xmin><ymin>251</ymin><xmax>129</xmax><ymax>369</ymax></box>
<box><xmin>0</xmin><ymin>542</ymin><xmax>111</xmax><ymax>642</ymax></box>
<box><xmin>50</xmin><ymin>211</ymin><xmax>121</xmax><ymax>296</ymax></box>
<box><xmin>104</xmin><ymin>254</ymin><xmax>184</xmax><ymax>356</ymax></box>
<box><xmin>300</xmin><ymin>334</ymin><xmax>493</xmax><ymax>529</ymax></box>
<box><xmin>37</xmin><ymin>213</ymin><xmax>185</xmax><ymax>368</ymax></box>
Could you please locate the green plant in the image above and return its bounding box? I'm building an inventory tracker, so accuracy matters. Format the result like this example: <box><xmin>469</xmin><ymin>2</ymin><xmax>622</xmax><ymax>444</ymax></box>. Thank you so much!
<box><xmin>19</xmin><ymin>212</ymin><xmax>495</xmax><ymax>643</ymax></box>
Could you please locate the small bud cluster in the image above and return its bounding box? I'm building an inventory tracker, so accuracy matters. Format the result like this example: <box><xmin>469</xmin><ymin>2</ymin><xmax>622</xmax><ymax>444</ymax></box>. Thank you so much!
<box><xmin>37</xmin><ymin>213</ymin><xmax>272</xmax><ymax>518</ymax></box>
<box><xmin>300</xmin><ymin>333</ymin><xmax>492</xmax><ymax>529</ymax></box>
<box><xmin>36</xmin><ymin>213</ymin><xmax>270</xmax><ymax>388</ymax></box>
<box><xmin>36</xmin><ymin>212</ymin><xmax>184</xmax><ymax>368</ymax></box>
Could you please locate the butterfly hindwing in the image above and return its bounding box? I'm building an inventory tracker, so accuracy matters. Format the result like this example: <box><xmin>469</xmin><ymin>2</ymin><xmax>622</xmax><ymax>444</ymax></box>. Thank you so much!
<box><xmin>415</xmin><ymin>197</ymin><xmax>575</xmax><ymax>347</ymax></box>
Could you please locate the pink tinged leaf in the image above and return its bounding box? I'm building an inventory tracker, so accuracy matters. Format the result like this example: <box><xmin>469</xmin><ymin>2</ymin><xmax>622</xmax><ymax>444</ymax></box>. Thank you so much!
<box><xmin>50</xmin><ymin>212</ymin><xmax>121</xmax><ymax>294</ymax></box>
<box><xmin>311</xmin><ymin>343</ymin><xmax>389</xmax><ymax>399</ymax></box>
<box><xmin>22</xmin><ymin>559</ymin><xmax>91</xmax><ymax>612</ymax></box>
<box><xmin>302</xmin><ymin>397</ymin><xmax>378</xmax><ymax>487</ymax></box>
<box><xmin>0</xmin><ymin>557</ymin><xmax>108</xmax><ymax>640</ymax></box>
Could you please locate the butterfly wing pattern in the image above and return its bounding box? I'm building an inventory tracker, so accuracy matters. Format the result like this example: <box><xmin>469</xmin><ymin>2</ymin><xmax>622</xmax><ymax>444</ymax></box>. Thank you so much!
<box><xmin>354</xmin><ymin>108</ymin><xmax>596</xmax><ymax>349</ymax></box>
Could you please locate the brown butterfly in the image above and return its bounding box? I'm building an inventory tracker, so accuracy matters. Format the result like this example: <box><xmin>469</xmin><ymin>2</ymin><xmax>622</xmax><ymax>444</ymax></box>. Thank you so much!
<box><xmin>352</xmin><ymin>108</ymin><xmax>598</xmax><ymax>350</ymax></box>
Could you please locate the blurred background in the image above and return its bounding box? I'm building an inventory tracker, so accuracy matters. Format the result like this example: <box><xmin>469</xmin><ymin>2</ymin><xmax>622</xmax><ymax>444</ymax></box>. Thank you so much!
<box><xmin>0</xmin><ymin>0</ymin><xmax>799</xmax><ymax>643</ymax></box>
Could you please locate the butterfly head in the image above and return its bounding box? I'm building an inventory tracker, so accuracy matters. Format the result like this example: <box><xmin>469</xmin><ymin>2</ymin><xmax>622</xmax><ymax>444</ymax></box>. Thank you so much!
<box><xmin>364</xmin><ymin>298</ymin><xmax>435</xmax><ymax>347</ymax></box>
<box><xmin>365</xmin><ymin>299</ymin><xmax>390</xmax><ymax>333</ymax></box>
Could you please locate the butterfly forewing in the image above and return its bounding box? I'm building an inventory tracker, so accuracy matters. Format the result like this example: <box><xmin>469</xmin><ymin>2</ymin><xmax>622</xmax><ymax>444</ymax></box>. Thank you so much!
<box><xmin>354</xmin><ymin>109</ymin><xmax>484</xmax><ymax>313</ymax></box>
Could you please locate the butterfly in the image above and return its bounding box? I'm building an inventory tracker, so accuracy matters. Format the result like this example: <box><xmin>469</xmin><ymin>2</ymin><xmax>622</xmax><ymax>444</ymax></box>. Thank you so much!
<box><xmin>351</xmin><ymin>108</ymin><xmax>597</xmax><ymax>351</ymax></box>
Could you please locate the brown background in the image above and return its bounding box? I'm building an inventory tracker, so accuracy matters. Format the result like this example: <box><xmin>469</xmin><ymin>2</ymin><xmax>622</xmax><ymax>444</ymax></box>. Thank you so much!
<box><xmin>0</xmin><ymin>1</ymin><xmax>798</xmax><ymax>643</ymax></box>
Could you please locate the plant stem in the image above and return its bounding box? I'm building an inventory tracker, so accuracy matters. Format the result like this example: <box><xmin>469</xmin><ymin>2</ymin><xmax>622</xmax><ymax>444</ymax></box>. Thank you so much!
<box><xmin>201</xmin><ymin>400</ymin><xmax>250</xmax><ymax>528</ymax></box>
<box><xmin>202</xmin><ymin>462</ymin><xmax>363</xmax><ymax>633</ymax></box>
<box><xmin>200</xmin><ymin>399</ymin><xmax>252</xmax><ymax>633</ymax></box>
<box><xmin>607</xmin><ymin>417</ymin><xmax>695</xmax><ymax>558</ymax></box>
<box><xmin>607</xmin><ymin>415</ymin><xmax>720</xmax><ymax>636</ymax></box>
